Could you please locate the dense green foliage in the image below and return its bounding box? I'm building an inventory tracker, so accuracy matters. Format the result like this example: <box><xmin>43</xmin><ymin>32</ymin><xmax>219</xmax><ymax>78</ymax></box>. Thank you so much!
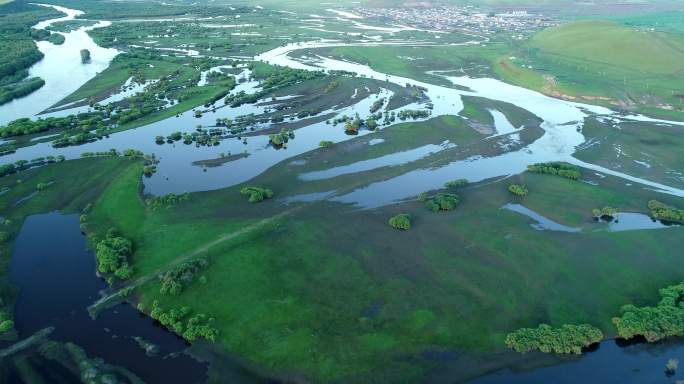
<box><xmin>397</xmin><ymin>109</ymin><xmax>430</xmax><ymax>120</ymax></box>
<box><xmin>239</xmin><ymin>186</ymin><xmax>274</xmax><ymax>203</ymax></box>
<box><xmin>508</xmin><ymin>184</ymin><xmax>528</xmax><ymax>197</ymax></box>
<box><xmin>613</xmin><ymin>283</ymin><xmax>684</xmax><ymax>342</ymax></box>
<box><xmin>0</xmin><ymin>310</ymin><xmax>13</xmax><ymax>333</ymax></box>
<box><xmin>505</xmin><ymin>323</ymin><xmax>603</xmax><ymax>354</ymax></box>
<box><xmin>0</xmin><ymin>154</ymin><xmax>65</xmax><ymax>177</ymax></box>
<box><xmin>648</xmin><ymin>200</ymin><xmax>684</xmax><ymax>224</ymax></box>
<box><xmin>95</xmin><ymin>230</ymin><xmax>133</xmax><ymax>280</ymax></box>
<box><xmin>527</xmin><ymin>162</ymin><xmax>581</xmax><ymax>180</ymax></box>
<box><xmin>388</xmin><ymin>213</ymin><xmax>411</xmax><ymax>230</ymax></box>
<box><xmin>159</xmin><ymin>258</ymin><xmax>208</xmax><ymax>296</ymax></box>
<box><xmin>268</xmin><ymin>129</ymin><xmax>295</xmax><ymax>147</ymax></box>
<box><xmin>145</xmin><ymin>192</ymin><xmax>190</xmax><ymax>211</ymax></box>
<box><xmin>0</xmin><ymin>114</ymin><xmax>105</xmax><ymax>138</ymax></box>
<box><xmin>0</xmin><ymin>76</ymin><xmax>44</xmax><ymax>105</ymax></box>
<box><xmin>424</xmin><ymin>193</ymin><xmax>460</xmax><ymax>212</ymax></box>
<box><xmin>319</xmin><ymin>140</ymin><xmax>334</xmax><ymax>148</ymax></box>
<box><xmin>149</xmin><ymin>301</ymin><xmax>218</xmax><ymax>342</ymax></box>
<box><xmin>592</xmin><ymin>206</ymin><xmax>618</xmax><ymax>219</ymax></box>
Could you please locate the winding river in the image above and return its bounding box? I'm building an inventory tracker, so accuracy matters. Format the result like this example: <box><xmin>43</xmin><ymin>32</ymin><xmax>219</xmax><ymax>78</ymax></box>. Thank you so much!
<box><xmin>3</xmin><ymin>5</ymin><xmax>684</xmax><ymax>383</ymax></box>
<box><xmin>0</xmin><ymin>4</ymin><xmax>119</xmax><ymax>126</ymax></box>
<box><xmin>3</xmin><ymin>21</ymin><xmax>684</xmax><ymax>204</ymax></box>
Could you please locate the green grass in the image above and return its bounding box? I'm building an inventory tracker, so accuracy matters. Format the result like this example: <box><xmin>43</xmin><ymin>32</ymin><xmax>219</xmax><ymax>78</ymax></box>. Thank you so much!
<box><xmin>616</xmin><ymin>11</ymin><xmax>684</xmax><ymax>33</ymax></box>
<box><xmin>2</xmin><ymin>119</ymin><xmax>681</xmax><ymax>382</ymax></box>
<box><xmin>531</xmin><ymin>21</ymin><xmax>684</xmax><ymax>75</ymax></box>
<box><xmin>498</xmin><ymin>20</ymin><xmax>684</xmax><ymax>120</ymax></box>
<box><xmin>68</xmin><ymin>118</ymin><xmax>683</xmax><ymax>382</ymax></box>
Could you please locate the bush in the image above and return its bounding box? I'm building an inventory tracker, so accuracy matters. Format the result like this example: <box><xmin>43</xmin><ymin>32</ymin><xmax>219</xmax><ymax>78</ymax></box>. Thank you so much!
<box><xmin>508</xmin><ymin>184</ymin><xmax>528</xmax><ymax>197</ymax></box>
<box><xmin>0</xmin><ymin>311</ymin><xmax>14</xmax><ymax>334</ymax></box>
<box><xmin>612</xmin><ymin>282</ymin><xmax>684</xmax><ymax>342</ymax></box>
<box><xmin>146</xmin><ymin>192</ymin><xmax>190</xmax><ymax>211</ymax></box>
<box><xmin>444</xmin><ymin>179</ymin><xmax>468</xmax><ymax>189</ymax></box>
<box><xmin>527</xmin><ymin>162</ymin><xmax>581</xmax><ymax>180</ymax></box>
<box><xmin>319</xmin><ymin>140</ymin><xmax>334</xmax><ymax>148</ymax></box>
<box><xmin>389</xmin><ymin>214</ymin><xmax>411</xmax><ymax>230</ymax></box>
<box><xmin>592</xmin><ymin>206</ymin><xmax>618</xmax><ymax>219</ymax></box>
<box><xmin>0</xmin><ymin>319</ymin><xmax>13</xmax><ymax>334</ymax></box>
<box><xmin>648</xmin><ymin>200</ymin><xmax>684</xmax><ymax>224</ymax></box>
<box><xmin>95</xmin><ymin>231</ymin><xmax>133</xmax><ymax>280</ymax></box>
<box><xmin>240</xmin><ymin>186</ymin><xmax>273</xmax><ymax>203</ymax></box>
<box><xmin>424</xmin><ymin>193</ymin><xmax>460</xmax><ymax>212</ymax></box>
<box><xmin>505</xmin><ymin>323</ymin><xmax>603</xmax><ymax>354</ymax></box>
<box><xmin>159</xmin><ymin>258</ymin><xmax>208</xmax><ymax>296</ymax></box>
<box><xmin>143</xmin><ymin>165</ymin><xmax>157</xmax><ymax>176</ymax></box>
<box><xmin>149</xmin><ymin>301</ymin><xmax>218</xmax><ymax>342</ymax></box>
<box><xmin>268</xmin><ymin>129</ymin><xmax>294</xmax><ymax>147</ymax></box>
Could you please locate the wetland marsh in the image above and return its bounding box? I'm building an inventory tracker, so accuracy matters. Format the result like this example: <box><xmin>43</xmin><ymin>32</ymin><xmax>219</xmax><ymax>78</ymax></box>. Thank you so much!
<box><xmin>1</xmin><ymin>0</ymin><xmax>684</xmax><ymax>383</ymax></box>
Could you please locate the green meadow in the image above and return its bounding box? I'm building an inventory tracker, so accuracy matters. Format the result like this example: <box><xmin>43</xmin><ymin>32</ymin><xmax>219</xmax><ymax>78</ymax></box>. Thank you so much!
<box><xmin>52</xmin><ymin>114</ymin><xmax>681</xmax><ymax>382</ymax></box>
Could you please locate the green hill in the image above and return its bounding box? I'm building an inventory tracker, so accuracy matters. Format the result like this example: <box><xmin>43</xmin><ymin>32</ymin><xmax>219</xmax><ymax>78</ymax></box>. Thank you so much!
<box><xmin>531</xmin><ymin>20</ymin><xmax>684</xmax><ymax>75</ymax></box>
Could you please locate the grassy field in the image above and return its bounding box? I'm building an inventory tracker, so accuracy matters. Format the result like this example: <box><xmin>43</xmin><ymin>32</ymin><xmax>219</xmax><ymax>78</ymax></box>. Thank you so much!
<box><xmin>58</xmin><ymin>111</ymin><xmax>682</xmax><ymax>382</ymax></box>
<box><xmin>530</xmin><ymin>21</ymin><xmax>684</xmax><ymax>75</ymax></box>
<box><xmin>499</xmin><ymin>21</ymin><xmax>684</xmax><ymax>119</ymax></box>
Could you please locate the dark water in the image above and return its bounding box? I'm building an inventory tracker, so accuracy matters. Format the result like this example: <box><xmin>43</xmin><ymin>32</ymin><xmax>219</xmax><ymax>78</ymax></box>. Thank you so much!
<box><xmin>7</xmin><ymin>212</ymin><xmax>208</xmax><ymax>383</ymax></box>
<box><xmin>471</xmin><ymin>339</ymin><xmax>684</xmax><ymax>383</ymax></box>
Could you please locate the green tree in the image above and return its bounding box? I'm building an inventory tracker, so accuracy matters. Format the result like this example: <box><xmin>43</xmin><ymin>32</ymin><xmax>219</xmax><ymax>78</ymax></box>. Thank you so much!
<box><xmin>508</xmin><ymin>184</ymin><xmax>528</xmax><ymax>197</ymax></box>
<box><xmin>505</xmin><ymin>323</ymin><xmax>603</xmax><ymax>354</ymax></box>
<box><xmin>240</xmin><ymin>186</ymin><xmax>274</xmax><ymax>203</ymax></box>
<box><xmin>389</xmin><ymin>214</ymin><xmax>411</xmax><ymax>230</ymax></box>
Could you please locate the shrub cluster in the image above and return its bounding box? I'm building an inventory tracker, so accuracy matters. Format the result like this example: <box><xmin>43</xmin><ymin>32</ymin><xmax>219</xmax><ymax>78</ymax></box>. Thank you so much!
<box><xmin>146</xmin><ymin>192</ymin><xmax>190</xmax><ymax>211</ymax></box>
<box><xmin>648</xmin><ymin>200</ymin><xmax>684</xmax><ymax>224</ymax></box>
<box><xmin>612</xmin><ymin>282</ymin><xmax>684</xmax><ymax>342</ymax></box>
<box><xmin>149</xmin><ymin>301</ymin><xmax>218</xmax><ymax>342</ymax></box>
<box><xmin>444</xmin><ymin>179</ymin><xmax>468</xmax><ymax>189</ymax></box>
<box><xmin>527</xmin><ymin>162</ymin><xmax>581</xmax><ymax>180</ymax></box>
<box><xmin>95</xmin><ymin>230</ymin><xmax>133</xmax><ymax>280</ymax></box>
<box><xmin>592</xmin><ymin>206</ymin><xmax>618</xmax><ymax>219</ymax></box>
<box><xmin>505</xmin><ymin>323</ymin><xmax>603</xmax><ymax>354</ymax></box>
<box><xmin>389</xmin><ymin>214</ymin><xmax>411</xmax><ymax>230</ymax></box>
<box><xmin>397</xmin><ymin>109</ymin><xmax>430</xmax><ymax>120</ymax></box>
<box><xmin>0</xmin><ymin>311</ymin><xmax>13</xmax><ymax>334</ymax></box>
<box><xmin>268</xmin><ymin>129</ymin><xmax>294</xmax><ymax>147</ymax></box>
<box><xmin>240</xmin><ymin>186</ymin><xmax>274</xmax><ymax>203</ymax></box>
<box><xmin>424</xmin><ymin>193</ymin><xmax>460</xmax><ymax>212</ymax></box>
<box><xmin>508</xmin><ymin>184</ymin><xmax>528</xmax><ymax>197</ymax></box>
<box><xmin>159</xmin><ymin>258</ymin><xmax>208</xmax><ymax>296</ymax></box>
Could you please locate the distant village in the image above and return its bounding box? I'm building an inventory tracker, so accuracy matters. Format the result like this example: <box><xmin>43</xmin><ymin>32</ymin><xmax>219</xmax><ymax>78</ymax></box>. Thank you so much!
<box><xmin>352</xmin><ymin>6</ymin><xmax>556</xmax><ymax>37</ymax></box>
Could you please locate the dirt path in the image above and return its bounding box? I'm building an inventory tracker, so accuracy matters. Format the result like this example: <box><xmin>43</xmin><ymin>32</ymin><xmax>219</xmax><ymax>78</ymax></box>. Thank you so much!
<box><xmin>88</xmin><ymin>207</ymin><xmax>299</xmax><ymax>314</ymax></box>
